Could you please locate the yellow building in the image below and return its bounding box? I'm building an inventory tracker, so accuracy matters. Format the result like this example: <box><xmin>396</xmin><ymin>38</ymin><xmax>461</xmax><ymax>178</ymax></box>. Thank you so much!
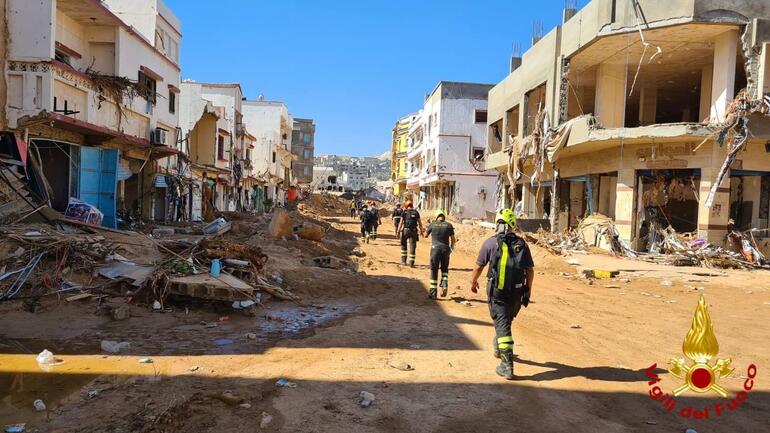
<box><xmin>391</xmin><ymin>114</ymin><xmax>416</xmax><ymax>197</ymax></box>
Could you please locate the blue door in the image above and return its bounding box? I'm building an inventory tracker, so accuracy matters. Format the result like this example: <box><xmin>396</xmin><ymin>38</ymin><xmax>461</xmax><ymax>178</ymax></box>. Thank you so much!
<box><xmin>79</xmin><ymin>147</ymin><xmax>118</xmax><ymax>228</ymax></box>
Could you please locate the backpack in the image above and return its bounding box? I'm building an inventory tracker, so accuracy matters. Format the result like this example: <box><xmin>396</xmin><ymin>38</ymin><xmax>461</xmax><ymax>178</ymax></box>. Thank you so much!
<box><xmin>402</xmin><ymin>209</ymin><xmax>419</xmax><ymax>230</ymax></box>
<box><xmin>366</xmin><ymin>208</ymin><xmax>378</xmax><ymax>224</ymax></box>
<box><xmin>487</xmin><ymin>233</ymin><xmax>528</xmax><ymax>297</ymax></box>
<box><xmin>359</xmin><ymin>209</ymin><xmax>371</xmax><ymax>223</ymax></box>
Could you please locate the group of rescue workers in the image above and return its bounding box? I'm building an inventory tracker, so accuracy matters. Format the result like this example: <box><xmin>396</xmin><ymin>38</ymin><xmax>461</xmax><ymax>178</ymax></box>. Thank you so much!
<box><xmin>350</xmin><ymin>198</ymin><xmax>534</xmax><ymax>380</ymax></box>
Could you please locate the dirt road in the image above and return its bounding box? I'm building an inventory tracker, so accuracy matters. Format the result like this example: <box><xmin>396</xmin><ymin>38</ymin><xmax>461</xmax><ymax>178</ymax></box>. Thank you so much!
<box><xmin>2</xmin><ymin>206</ymin><xmax>769</xmax><ymax>432</ymax></box>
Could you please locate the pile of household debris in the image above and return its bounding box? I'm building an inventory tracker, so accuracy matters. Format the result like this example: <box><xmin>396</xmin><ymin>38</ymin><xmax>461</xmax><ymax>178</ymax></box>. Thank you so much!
<box><xmin>0</xmin><ymin>213</ymin><xmax>300</xmax><ymax>315</ymax></box>
<box><xmin>521</xmin><ymin>213</ymin><xmax>768</xmax><ymax>270</ymax></box>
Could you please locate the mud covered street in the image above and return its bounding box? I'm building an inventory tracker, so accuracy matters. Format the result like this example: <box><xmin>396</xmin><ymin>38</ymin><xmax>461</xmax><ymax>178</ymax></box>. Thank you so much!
<box><xmin>0</xmin><ymin>196</ymin><xmax>767</xmax><ymax>432</ymax></box>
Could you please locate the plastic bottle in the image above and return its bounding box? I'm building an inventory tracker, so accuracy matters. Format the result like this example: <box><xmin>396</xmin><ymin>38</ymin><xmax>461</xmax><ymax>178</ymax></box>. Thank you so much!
<box><xmin>210</xmin><ymin>259</ymin><xmax>221</xmax><ymax>277</ymax></box>
<box><xmin>33</xmin><ymin>399</ymin><xmax>46</xmax><ymax>411</ymax></box>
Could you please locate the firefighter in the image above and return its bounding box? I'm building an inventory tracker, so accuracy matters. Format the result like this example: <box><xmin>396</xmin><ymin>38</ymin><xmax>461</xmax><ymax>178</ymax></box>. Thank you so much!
<box><xmin>424</xmin><ymin>209</ymin><xmax>455</xmax><ymax>299</ymax></box>
<box><xmin>396</xmin><ymin>200</ymin><xmax>424</xmax><ymax>267</ymax></box>
<box><xmin>469</xmin><ymin>209</ymin><xmax>534</xmax><ymax>380</ymax></box>
<box><xmin>349</xmin><ymin>199</ymin><xmax>357</xmax><ymax>218</ymax></box>
<box><xmin>370</xmin><ymin>201</ymin><xmax>382</xmax><ymax>240</ymax></box>
<box><xmin>392</xmin><ymin>203</ymin><xmax>404</xmax><ymax>234</ymax></box>
<box><xmin>359</xmin><ymin>204</ymin><xmax>374</xmax><ymax>243</ymax></box>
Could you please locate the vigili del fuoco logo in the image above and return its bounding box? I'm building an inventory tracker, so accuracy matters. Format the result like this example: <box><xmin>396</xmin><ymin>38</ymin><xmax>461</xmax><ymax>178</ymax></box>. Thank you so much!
<box><xmin>645</xmin><ymin>295</ymin><xmax>757</xmax><ymax>419</ymax></box>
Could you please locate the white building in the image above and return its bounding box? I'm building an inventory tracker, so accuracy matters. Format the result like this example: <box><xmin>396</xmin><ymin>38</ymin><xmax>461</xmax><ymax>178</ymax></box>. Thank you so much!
<box><xmin>179</xmin><ymin>81</ymin><xmax>245</xmax><ymax>218</ymax></box>
<box><xmin>4</xmin><ymin>0</ymin><xmax>181</xmax><ymax>226</ymax></box>
<box><xmin>312</xmin><ymin>166</ymin><xmax>342</xmax><ymax>192</ymax></box>
<box><xmin>242</xmin><ymin>98</ymin><xmax>296</xmax><ymax>206</ymax></box>
<box><xmin>405</xmin><ymin>81</ymin><xmax>497</xmax><ymax>219</ymax></box>
<box><xmin>341</xmin><ymin>166</ymin><xmax>370</xmax><ymax>191</ymax></box>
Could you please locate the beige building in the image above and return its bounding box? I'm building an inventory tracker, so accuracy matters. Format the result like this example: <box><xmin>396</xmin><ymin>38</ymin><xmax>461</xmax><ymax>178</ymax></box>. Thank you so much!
<box><xmin>2</xmin><ymin>0</ymin><xmax>181</xmax><ymax>226</ymax></box>
<box><xmin>485</xmin><ymin>0</ymin><xmax>770</xmax><ymax>251</ymax></box>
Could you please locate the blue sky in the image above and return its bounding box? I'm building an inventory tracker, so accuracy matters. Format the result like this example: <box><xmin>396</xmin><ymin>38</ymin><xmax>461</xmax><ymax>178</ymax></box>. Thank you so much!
<box><xmin>165</xmin><ymin>0</ymin><xmax>586</xmax><ymax>157</ymax></box>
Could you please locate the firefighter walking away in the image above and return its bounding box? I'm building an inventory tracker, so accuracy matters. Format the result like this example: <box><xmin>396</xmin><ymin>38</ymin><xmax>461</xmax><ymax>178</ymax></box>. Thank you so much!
<box><xmin>424</xmin><ymin>209</ymin><xmax>455</xmax><ymax>300</ymax></box>
<box><xmin>359</xmin><ymin>204</ymin><xmax>377</xmax><ymax>243</ymax></box>
<box><xmin>392</xmin><ymin>203</ymin><xmax>404</xmax><ymax>235</ymax></box>
<box><xmin>470</xmin><ymin>209</ymin><xmax>534</xmax><ymax>380</ymax></box>
<box><xmin>396</xmin><ymin>200</ymin><xmax>424</xmax><ymax>267</ymax></box>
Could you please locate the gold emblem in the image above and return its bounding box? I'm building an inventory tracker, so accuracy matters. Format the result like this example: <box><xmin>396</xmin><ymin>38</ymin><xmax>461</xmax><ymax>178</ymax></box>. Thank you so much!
<box><xmin>668</xmin><ymin>295</ymin><xmax>734</xmax><ymax>397</ymax></box>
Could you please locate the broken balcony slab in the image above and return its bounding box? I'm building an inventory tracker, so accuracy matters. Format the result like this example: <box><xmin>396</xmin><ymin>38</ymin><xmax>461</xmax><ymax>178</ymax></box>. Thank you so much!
<box><xmin>97</xmin><ymin>261</ymin><xmax>155</xmax><ymax>287</ymax></box>
<box><xmin>168</xmin><ymin>273</ymin><xmax>257</xmax><ymax>302</ymax></box>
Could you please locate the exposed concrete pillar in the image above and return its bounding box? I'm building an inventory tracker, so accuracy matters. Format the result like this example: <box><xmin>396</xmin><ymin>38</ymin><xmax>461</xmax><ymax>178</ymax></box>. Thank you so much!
<box><xmin>697</xmin><ymin>166</ymin><xmax>730</xmax><ymax>242</ymax></box>
<box><xmin>710</xmin><ymin>30</ymin><xmax>738</xmax><ymax>123</ymax></box>
<box><xmin>639</xmin><ymin>87</ymin><xmax>657</xmax><ymax>126</ymax></box>
<box><xmin>595</xmin><ymin>63</ymin><xmax>626</xmax><ymax>128</ymax></box>
<box><xmin>614</xmin><ymin>168</ymin><xmax>635</xmax><ymax>241</ymax></box>
<box><xmin>699</xmin><ymin>66</ymin><xmax>713</xmax><ymax>122</ymax></box>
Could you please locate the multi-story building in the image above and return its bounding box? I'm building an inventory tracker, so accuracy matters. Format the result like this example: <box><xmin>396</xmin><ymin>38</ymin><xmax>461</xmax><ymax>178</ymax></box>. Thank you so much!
<box><xmin>242</xmin><ymin>98</ymin><xmax>296</xmax><ymax>206</ymax></box>
<box><xmin>3</xmin><ymin>0</ymin><xmax>182</xmax><ymax>227</ymax></box>
<box><xmin>341</xmin><ymin>166</ymin><xmax>370</xmax><ymax>191</ymax></box>
<box><xmin>179</xmin><ymin>81</ymin><xmax>245</xmax><ymax>220</ymax></box>
<box><xmin>179</xmin><ymin>82</ymin><xmax>246</xmax><ymax>217</ymax></box>
<box><xmin>390</xmin><ymin>114</ymin><xmax>416</xmax><ymax>198</ymax></box>
<box><xmin>291</xmin><ymin>118</ymin><xmax>315</xmax><ymax>185</ymax></box>
<box><xmin>485</xmin><ymin>0</ymin><xmax>770</xmax><ymax>250</ymax></box>
<box><xmin>405</xmin><ymin>81</ymin><xmax>497</xmax><ymax>219</ymax></box>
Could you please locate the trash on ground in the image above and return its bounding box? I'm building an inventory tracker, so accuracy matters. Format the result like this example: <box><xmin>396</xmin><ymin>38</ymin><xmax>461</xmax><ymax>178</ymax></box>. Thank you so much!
<box><xmin>100</xmin><ymin>340</ymin><xmax>130</xmax><ymax>354</ymax></box>
<box><xmin>138</xmin><ymin>357</ymin><xmax>153</xmax><ymax>364</ymax></box>
<box><xmin>3</xmin><ymin>424</ymin><xmax>25</xmax><ymax>433</ymax></box>
<box><xmin>570</xmin><ymin>324</ymin><xmax>582</xmax><ymax>329</ymax></box>
<box><xmin>359</xmin><ymin>391</ymin><xmax>376</xmax><ymax>408</ymax></box>
<box><xmin>387</xmin><ymin>361</ymin><xmax>414</xmax><ymax>371</ymax></box>
<box><xmin>276</xmin><ymin>378</ymin><xmax>297</xmax><ymax>388</ymax></box>
<box><xmin>33</xmin><ymin>399</ymin><xmax>46</xmax><ymax>411</ymax></box>
<box><xmin>214</xmin><ymin>338</ymin><xmax>234</xmax><ymax>346</ymax></box>
<box><xmin>260</xmin><ymin>411</ymin><xmax>274</xmax><ymax>428</ymax></box>
<box><xmin>660</xmin><ymin>280</ymin><xmax>673</xmax><ymax>286</ymax></box>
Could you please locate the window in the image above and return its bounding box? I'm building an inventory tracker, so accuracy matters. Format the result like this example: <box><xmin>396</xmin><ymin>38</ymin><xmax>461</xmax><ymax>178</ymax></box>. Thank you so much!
<box><xmin>169</xmin><ymin>91</ymin><xmax>176</xmax><ymax>113</ymax></box>
<box><xmin>303</xmin><ymin>149</ymin><xmax>311</xmax><ymax>159</ymax></box>
<box><xmin>474</xmin><ymin>110</ymin><xmax>488</xmax><ymax>123</ymax></box>
<box><xmin>272</xmin><ymin>151</ymin><xmax>276</xmax><ymax>163</ymax></box>
<box><xmin>54</xmin><ymin>49</ymin><xmax>71</xmax><ymax>66</ymax></box>
<box><xmin>472</xmin><ymin>147</ymin><xmax>485</xmax><ymax>161</ymax></box>
<box><xmin>433</xmin><ymin>113</ymin><xmax>438</xmax><ymax>126</ymax></box>
<box><xmin>246</xmin><ymin>149</ymin><xmax>251</xmax><ymax>160</ymax></box>
<box><xmin>303</xmin><ymin>134</ymin><xmax>311</xmax><ymax>144</ymax></box>
<box><xmin>138</xmin><ymin>71</ymin><xmax>157</xmax><ymax>104</ymax></box>
<box><xmin>217</xmin><ymin>136</ymin><xmax>225</xmax><ymax>160</ymax></box>
<box><xmin>304</xmin><ymin>166</ymin><xmax>310</xmax><ymax>176</ymax></box>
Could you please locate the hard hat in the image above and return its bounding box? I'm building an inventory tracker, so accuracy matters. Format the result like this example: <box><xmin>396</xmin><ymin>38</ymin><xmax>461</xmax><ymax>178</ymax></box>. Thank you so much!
<box><xmin>434</xmin><ymin>209</ymin><xmax>446</xmax><ymax>219</ymax></box>
<box><xmin>404</xmin><ymin>200</ymin><xmax>413</xmax><ymax>208</ymax></box>
<box><xmin>495</xmin><ymin>208</ymin><xmax>516</xmax><ymax>228</ymax></box>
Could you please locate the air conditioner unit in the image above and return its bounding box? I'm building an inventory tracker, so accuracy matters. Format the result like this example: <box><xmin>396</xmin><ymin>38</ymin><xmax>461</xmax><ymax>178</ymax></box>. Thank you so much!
<box><xmin>151</xmin><ymin>128</ymin><xmax>167</xmax><ymax>145</ymax></box>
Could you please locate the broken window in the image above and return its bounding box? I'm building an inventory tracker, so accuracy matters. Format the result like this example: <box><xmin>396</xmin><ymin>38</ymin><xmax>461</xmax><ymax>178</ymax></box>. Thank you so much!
<box><xmin>524</xmin><ymin>84</ymin><xmax>547</xmax><ymax>136</ymax></box>
<box><xmin>474</xmin><ymin>110</ymin><xmax>487</xmax><ymax>123</ymax></box>
<box><xmin>54</xmin><ymin>49</ymin><xmax>71</xmax><ymax>66</ymax></box>
<box><xmin>138</xmin><ymin>71</ymin><xmax>157</xmax><ymax>104</ymax></box>
<box><xmin>506</xmin><ymin>106</ymin><xmax>520</xmax><ymax>137</ymax></box>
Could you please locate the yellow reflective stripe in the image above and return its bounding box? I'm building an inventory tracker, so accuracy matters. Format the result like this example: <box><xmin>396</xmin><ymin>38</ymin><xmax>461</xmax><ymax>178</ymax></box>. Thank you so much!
<box><xmin>429</xmin><ymin>280</ymin><xmax>438</xmax><ymax>283</ymax></box>
<box><xmin>497</xmin><ymin>336</ymin><xmax>513</xmax><ymax>344</ymax></box>
<box><xmin>498</xmin><ymin>242</ymin><xmax>509</xmax><ymax>289</ymax></box>
<box><xmin>498</xmin><ymin>343</ymin><xmax>513</xmax><ymax>350</ymax></box>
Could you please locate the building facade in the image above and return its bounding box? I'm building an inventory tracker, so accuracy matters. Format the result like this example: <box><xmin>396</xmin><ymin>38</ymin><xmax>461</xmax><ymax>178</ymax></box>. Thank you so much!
<box><xmin>241</xmin><ymin>98</ymin><xmax>296</xmax><ymax>206</ymax></box>
<box><xmin>405</xmin><ymin>82</ymin><xmax>497</xmax><ymax>219</ymax></box>
<box><xmin>391</xmin><ymin>114</ymin><xmax>416</xmax><ymax>198</ymax></box>
<box><xmin>3</xmin><ymin>0</ymin><xmax>181</xmax><ymax>227</ymax></box>
<box><xmin>179</xmin><ymin>81</ymin><xmax>246</xmax><ymax>220</ymax></box>
<box><xmin>485</xmin><ymin>0</ymin><xmax>770</xmax><ymax>250</ymax></box>
<box><xmin>291</xmin><ymin>118</ymin><xmax>315</xmax><ymax>185</ymax></box>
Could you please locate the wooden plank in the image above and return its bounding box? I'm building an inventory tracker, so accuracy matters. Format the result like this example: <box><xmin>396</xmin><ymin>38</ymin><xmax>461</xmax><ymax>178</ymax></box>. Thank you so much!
<box><xmin>65</xmin><ymin>293</ymin><xmax>93</xmax><ymax>302</ymax></box>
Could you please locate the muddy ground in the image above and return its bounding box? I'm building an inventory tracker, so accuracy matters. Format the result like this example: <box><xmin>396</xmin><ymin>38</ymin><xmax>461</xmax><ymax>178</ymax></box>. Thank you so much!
<box><xmin>1</xmin><ymin>195</ymin><xmax>769</xmax><ymax>432</ymax></box>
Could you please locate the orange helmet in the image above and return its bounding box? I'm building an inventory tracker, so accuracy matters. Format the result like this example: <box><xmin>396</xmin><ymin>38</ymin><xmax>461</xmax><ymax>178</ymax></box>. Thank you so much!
<box><xmin>404</xmin><ymin>200</ymin><xmax>413</xmax><ymax>208</ymax></box>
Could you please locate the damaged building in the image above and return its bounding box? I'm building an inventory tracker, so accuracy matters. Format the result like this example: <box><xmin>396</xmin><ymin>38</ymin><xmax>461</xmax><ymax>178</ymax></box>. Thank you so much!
<box><xmin>405</xmin><ymin>82</ymin><xmax>497</xmax><ymax>220</ymax></box>
<box><xmin>485</xmin><ymin>0</ymin><xmax>770</xmax><ymax>252</ymax></box>
<box><xmin>1</xmin><ymin>0</ymin><xmax>182</xmax><ymax>227</ymax></box>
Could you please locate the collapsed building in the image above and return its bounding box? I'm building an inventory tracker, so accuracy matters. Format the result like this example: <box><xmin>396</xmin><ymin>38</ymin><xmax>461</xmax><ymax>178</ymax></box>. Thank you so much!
<box><xmin>485</xmin><ymin>0</ymin><xmax>770</xmax><ymax>253</ymax></box>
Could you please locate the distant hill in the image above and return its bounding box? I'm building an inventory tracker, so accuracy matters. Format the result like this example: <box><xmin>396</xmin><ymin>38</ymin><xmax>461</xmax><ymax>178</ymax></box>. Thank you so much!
<box><xmin>376</xmin><ymin>151</ymin><xmax>391</xmax><ymax>161</ymax></box>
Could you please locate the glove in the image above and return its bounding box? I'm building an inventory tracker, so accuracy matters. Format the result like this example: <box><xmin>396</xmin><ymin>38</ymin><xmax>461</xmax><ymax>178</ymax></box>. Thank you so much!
<box><xmin>522</xmin><ymin>290</ymin><xmax>531</xmax><ymax>308</ymax></box>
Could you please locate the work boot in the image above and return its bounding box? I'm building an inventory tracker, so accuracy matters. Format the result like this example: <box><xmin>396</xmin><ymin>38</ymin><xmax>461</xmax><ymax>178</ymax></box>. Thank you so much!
<box><xmin>496</xmin><ymin>350</ymin><xmax>514</xmax><ymax>380</ymax></box>
<box><xmin>409</xmin><ymin>262</ymin><xmax>415</xmax><ymax>269</ymax></box>
<box><xmin>428</xmin><ymin>287</ymin><xmax>437</xmax><ymax>300</ymax></box>
<box><xmin>493</xmin><ymin>336</ymin><xmax>500</xmax><ymax>359</ymax></box>
<box><xmin>440</xmin><ymin>279</ymin><xmax>448</xmax><ymax>297</ymax></box>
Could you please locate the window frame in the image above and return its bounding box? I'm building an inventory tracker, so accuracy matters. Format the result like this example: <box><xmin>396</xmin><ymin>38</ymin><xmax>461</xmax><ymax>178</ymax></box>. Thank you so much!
<box><xmin>138</xmin><ymin>70</ymin><xmax>157</xmax><ymax>104</ymax></box>
<box><xmin>168</xmin><ymin>91</ymin><xmax>176</xmax><ymax>113</ymax></box>
<box><xmin>474</xmin><ymin>109</ymin><xmax>488</xmax><ymax>124</ymax></box>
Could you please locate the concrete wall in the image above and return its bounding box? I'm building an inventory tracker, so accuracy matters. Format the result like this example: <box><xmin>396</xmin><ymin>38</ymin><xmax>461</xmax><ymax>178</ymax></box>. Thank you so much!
<box><xmin>102</xmin><ymin>0</ymin><xmax>156</xmax><ymax>44</ymax></box>
<box><xmin>7</xmin><ymin>0</ymin><xmax>54</xmax><ymax>61</ymax></box>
